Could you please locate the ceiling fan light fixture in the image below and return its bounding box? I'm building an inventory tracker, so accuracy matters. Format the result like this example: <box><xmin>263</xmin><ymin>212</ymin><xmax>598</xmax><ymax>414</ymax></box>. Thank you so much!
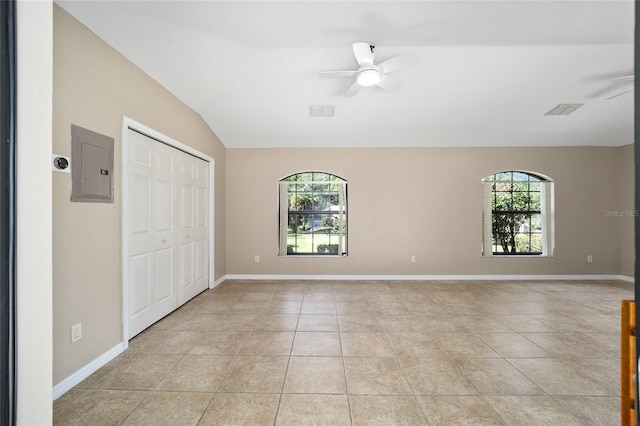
<box><xmin>357</xmin><ymin>69</ymin><xmax>380</xmax><ymax>86</ymax></box>
<box><xmin>319</xmin><ymin>43</ymin><xmax>417</xmax><ymax>96</ymax></box>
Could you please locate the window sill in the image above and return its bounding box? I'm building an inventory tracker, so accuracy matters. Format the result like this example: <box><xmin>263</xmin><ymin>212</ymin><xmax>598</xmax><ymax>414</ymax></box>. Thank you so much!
<box><xmin>279</xmin><ymin>254</ymin><xmax>347</xmax><ymax>258</ymax></box>
<box><xmin>483</xmin><ymin>254</ymin><xmax>554</xmax><ymax>258</ymax></box>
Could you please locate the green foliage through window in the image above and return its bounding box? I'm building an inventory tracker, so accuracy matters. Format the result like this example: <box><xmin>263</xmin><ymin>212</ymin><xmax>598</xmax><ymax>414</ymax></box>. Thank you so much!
<box><xmin>486</xmin><ymin>171</ymin><xmax>544</xmax><ymax>255</ymax></box>
<box><xmin>279</xmin><ymin>172</ymin><xmax>347</xmax><ymax>256</ymax></box>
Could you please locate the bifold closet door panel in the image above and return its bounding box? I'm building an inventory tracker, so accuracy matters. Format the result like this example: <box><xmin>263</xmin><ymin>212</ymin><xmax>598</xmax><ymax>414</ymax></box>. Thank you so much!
<box><xmin>177</xmin><ymin>154</ymin><xmax>209</xmax><ymax>305</ymax></box>
<box><xmin>126</xmin><ymin>129</ymin><xmax>209</xmax><ymax>337</ymax></box>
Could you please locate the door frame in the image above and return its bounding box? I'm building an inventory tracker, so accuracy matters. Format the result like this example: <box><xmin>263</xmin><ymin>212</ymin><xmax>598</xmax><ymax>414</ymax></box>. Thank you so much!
<box><xmin>1</xmin><ymin>0</ymin><xmax>16</xmax><ymax>423</ymax></box>
<box><xmin>121</xmin><ymin>116</ymin><xmax>215</xmax><ymax>345</ymax></box>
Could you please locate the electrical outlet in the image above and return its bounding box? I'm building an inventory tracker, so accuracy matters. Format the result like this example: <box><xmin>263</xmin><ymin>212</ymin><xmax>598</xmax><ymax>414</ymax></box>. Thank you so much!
<box><xmin>254</xmin><ymin>255</ymin><xmax>260</xmax><ymax>263</ymax></box>
<box><xmin>587</xmin><ymin>255</ymin><xmax>593</xmax><ymax>263</ymax></box>
<box><xmin>71</xmin><ymin>323</ymin><xmax>82</xmax><ymax>343</ymax></box>
<box><xmin>410</xmin><ymin>255</ymin><xmax>416</xmax><ymax>263</ymax></box>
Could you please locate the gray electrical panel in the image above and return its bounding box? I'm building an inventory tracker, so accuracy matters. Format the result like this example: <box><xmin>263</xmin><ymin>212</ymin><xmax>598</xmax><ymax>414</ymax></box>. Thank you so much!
<box><xmin>71</xmin><ymin>124</ymin><xmax>114</xmax><ymax>203</ymax></box>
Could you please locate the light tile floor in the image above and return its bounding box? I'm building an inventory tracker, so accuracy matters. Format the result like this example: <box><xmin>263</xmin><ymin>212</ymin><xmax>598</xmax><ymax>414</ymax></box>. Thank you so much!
<box><xmin>54</xmin><ymin>279</ymin><xmax>632</xmax><ymax>425</ymax></box>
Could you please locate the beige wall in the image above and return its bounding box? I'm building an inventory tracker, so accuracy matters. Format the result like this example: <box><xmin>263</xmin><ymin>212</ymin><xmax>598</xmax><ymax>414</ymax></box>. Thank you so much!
<box><xmin>618</xmin><ymin>143</ymin><xmax>635</xmax><ymax>277</ymax></box>
<box><xmin>53</xmin><ymin>6</ymin><xmax>226</xmax><ymax>385</ymax></box>
<box><xmin>17</xmin><ymin>1</ymin><xmax>53</xmax><ymax>423</ymax></box>
<box><xmin>227</xmin><ymin>146</ymin><xmax>632</xmax><ymax>277</ymax></box>
<box><xmin>51</xmin><ymin>1</ymin><xmax>635</xmax><ymax>395</ymax></box>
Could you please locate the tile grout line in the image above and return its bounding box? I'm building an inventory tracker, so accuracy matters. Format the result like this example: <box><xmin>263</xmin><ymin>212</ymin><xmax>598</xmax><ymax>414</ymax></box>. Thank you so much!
<box><xmin>55</xmin><ymin>279</ymin><xmax>631</xmax><ymax>425</ymax></box>
<box><xmin>272</xmin><ymin>292</ymin><xmax>303</xmax><ymax>425</ymax></box>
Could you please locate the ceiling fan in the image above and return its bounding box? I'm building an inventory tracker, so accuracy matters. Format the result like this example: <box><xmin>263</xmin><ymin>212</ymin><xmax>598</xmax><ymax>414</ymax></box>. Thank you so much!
<box><xmin>605</xmin><ymin>75</ymin><xmax>634</xmax><ymax>100</ymax></box>
<box><xmin>320</xmin><ymin>42</ymin><xmax>419</xmax><ymax>97</ymax></box>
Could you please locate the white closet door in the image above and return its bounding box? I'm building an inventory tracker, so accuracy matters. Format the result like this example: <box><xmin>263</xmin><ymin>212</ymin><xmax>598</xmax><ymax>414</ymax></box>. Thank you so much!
<box><xmin>192</xmin><ymin>160</ymin><xmax>209</xmax><ymax>295</ymax></box>
<box><xmin>177</xmin><ymin>154</ymin><xmax>209</xmax><ymax>304</ymax></box>
<box><xmin>127</xmin><ymin>130</ymin><xmax>167</xmax><ymax>337</ymax></box>
<box><xmin>177</xmin><ymin>155</ymin><xmax>195</xmax><ymax>305</ymax></box>
<box><xmin>126</xmin><ymin>129</ymin><xmax>209</xmax><ymax>338</ymax></box>
<box><xmin>152</xmin><ymin>141</ymin><xmax>179</xmax><ymax>320</ymax></box>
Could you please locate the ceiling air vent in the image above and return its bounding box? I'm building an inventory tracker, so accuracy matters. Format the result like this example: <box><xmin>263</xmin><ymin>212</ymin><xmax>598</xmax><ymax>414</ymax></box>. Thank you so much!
<box><xmin>309</xmin><ymin>105</ymin><xmax>334</xmax><ymax>117</ymax></box>
<box><xmin>544</xmin><ymin>104</ymin><xmax>583</xmax><ymax>116</ymax></box>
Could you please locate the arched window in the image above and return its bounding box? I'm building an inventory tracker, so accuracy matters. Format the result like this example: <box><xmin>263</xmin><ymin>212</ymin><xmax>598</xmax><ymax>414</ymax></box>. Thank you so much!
<box><xmin>278</xmin><ymin>172</ymin><xmax>347</xmax><ymax>256</ymax></box>
<box><xmin>482</xmin><ymin>171</ymin><xmax>554</xmax><ymax>256</ymax></box>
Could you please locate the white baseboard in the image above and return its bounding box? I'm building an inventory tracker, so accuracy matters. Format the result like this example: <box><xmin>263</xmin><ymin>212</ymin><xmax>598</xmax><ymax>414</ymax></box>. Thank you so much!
<box><xmin>222</xmin><ymin>274</ymin><xmax>633</xmax><ymax>282</ymax></box>
<box><xmin>53</xmin><ymin>342</ymin><xmax>126</xmax><ymax>400</ymax></box>
<box><xmin>212</xmin><ymin>276</ymin><xmax>226</xmax><ymax>288</ymax></box>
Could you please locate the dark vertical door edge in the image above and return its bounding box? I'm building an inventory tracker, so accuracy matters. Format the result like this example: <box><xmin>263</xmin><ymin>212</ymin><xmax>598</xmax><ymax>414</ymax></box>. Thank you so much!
<box><xmin>635</xmin><ymin>0</ymin><xmax>640</xmax><ymax>422</ymax></box>
<box><xmin>0</xmin><ymin>0</ymin><xmax>17</xmax><ymax>424</ymax></box>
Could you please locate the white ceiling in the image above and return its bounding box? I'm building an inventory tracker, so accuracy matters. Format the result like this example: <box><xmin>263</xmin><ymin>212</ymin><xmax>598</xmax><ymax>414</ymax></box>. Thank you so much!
<box><xmin>56</xmin><ymin>1</ymin><xmax>635</xmax><ymax>149</ymax></box>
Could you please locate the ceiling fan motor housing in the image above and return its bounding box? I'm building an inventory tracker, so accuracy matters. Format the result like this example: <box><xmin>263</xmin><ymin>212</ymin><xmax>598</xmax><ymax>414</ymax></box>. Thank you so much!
<box><xmin>357</xmin><ymin>65</ymin><xmax>381</xmax><ymax>86</ymax></box>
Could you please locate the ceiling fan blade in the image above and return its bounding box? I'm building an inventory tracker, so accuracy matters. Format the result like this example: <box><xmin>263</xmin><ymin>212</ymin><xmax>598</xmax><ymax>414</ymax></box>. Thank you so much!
<box><xmin>376</xmin><ymin>74</ymin><xmax>401</xmax><ymax>92</ymax></box>
<box><xmin>378</xmin><ymin>52</ymin><xmax>420</xmax><ymax>74</ymax></box>
<box><xmin>344</xmin><ymin>80</ymin><xmax>361</xmax><ymax>97</ymax></box>
<box><xmin>605</xmin><ymin>87</ymin><xmax>634</xmax><ymax>100</ymax></box>
<box><xmin>610</xmin><ymin>75</ymin><xmax>634</xmax><ymax>82</ymax></box>
<box><xmin>352</xmin><ymin>42</ymin><xmax>374</xmax><ymax>66</ymax></box>
<box><xmin>319</xmin><ymin>70</ymin><xmax>358</xmax><ymax>78</ymax></box>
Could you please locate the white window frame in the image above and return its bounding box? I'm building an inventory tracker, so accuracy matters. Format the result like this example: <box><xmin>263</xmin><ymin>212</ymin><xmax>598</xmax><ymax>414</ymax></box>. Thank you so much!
<box><xmin>482</xmin><ymin>171</ymin><xmax>555</xmax><ymax>257</ymax></box>
<box><xmin>278</xmin><ymin>172</ymin><xmax>347</xmax><ymax>257</ymax></box>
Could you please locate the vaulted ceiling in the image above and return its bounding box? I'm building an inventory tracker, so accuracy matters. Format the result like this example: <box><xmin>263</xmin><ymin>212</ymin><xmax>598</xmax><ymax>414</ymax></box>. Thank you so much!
<box><xmin>57</xmin><ymin>1</ymin><xmax>634</xmax><ymax>149</ymax></box>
